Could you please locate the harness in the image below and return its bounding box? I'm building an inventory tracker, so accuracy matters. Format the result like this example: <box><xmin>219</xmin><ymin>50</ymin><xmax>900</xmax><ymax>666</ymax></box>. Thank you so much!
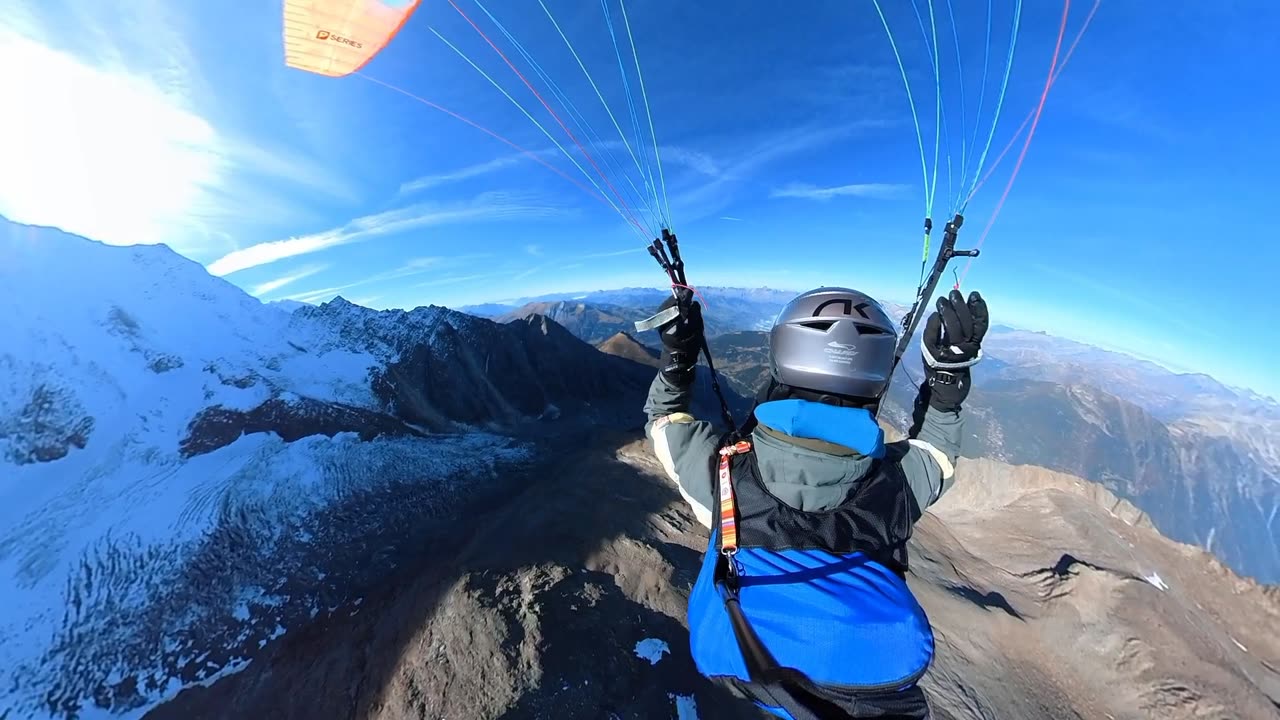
<box><xmin>703</xmin><ymin>439</ymin><xmax>931</xmax><ymax>720</ymax></box>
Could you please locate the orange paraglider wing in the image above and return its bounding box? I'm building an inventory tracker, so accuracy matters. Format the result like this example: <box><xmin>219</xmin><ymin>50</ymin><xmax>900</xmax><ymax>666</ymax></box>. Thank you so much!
<box><xmin>283</xmin><ymin>0</ymin><xmax>421</xmax><ymax>77</ymax></box>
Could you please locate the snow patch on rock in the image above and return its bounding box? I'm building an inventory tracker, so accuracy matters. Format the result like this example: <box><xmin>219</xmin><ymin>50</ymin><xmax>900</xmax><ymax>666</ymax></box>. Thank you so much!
<box><xmin>634</xmin><ymin>638</ymin><xmax>671</xmax><ymax>665</ymax></box>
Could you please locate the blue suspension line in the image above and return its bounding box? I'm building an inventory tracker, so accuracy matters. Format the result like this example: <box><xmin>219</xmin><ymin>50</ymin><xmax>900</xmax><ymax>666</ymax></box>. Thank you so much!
<box><xmin>601</xmin><ymin>0</ymin><xmax>664</xmax><ymax>227</ymax></box>
<box><xmin>619</xmin><ymin>0</ymin><xmax>672</xmax><ymax>228</ymax></box>
<box><xmin>430</xmin><ymin>27</ymin><xmax>643</xmax><ymax>239</ymax></box>
<box><xmin>538</xmin><ymin>0</ymin><xmax>655</xmax><ymax>220</ymax></box>
<box><xmin>870</xmin><ymin>0</ymin><xmax>930</xmax><ymax>219</ymax></box>
<box><xmin>470</xmin><ymin>0</ymin><xmax>659</xmax><ymax>235</ymax></box>
<box><xmin>908</xmin><ymin>0</ymin><xmax>943</xmax><ymax>219</ymax></box>
<box><xmin>945</xmin><ymin>0</ymin><xmax>967</xmax><ymax>212</ymax></box>
<box><xmin>963</xmin><ymin>0</ymin><xmax>1023</xmax><ymax>211</ymax></box>
<box><xmin>960</xmin><ymin>0</ymin><xmax>993</xmax><ymax>205</ymax></box>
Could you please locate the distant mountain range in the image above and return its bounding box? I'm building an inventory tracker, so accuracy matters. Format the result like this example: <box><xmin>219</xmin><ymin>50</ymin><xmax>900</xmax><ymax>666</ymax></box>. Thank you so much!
<box><xmin>464</xmin><ymin>287</ymin><xmax>800</xmax><ymax>340</ymax></box>
<box><xmin>493</xmin><ymin>301</ymin><xmax>654</xmax><ymax>346</ymax></box>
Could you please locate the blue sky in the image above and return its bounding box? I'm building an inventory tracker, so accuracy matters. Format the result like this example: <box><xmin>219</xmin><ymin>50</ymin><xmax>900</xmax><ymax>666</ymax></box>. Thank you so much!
<box><xmin>1</xmin><ymin>0</ymin><xmax>1276</xmax><ymax>397</ymax></box>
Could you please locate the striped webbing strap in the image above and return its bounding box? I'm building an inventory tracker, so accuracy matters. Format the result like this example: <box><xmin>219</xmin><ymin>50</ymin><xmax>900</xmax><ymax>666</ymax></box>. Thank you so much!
<box><xmin>717</xmin><ymin>440</ymin><xmax>752</xmax><ymax>555</ymax></box>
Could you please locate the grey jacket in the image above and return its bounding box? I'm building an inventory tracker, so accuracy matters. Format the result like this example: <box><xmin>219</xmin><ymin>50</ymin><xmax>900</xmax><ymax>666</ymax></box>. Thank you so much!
<box><xmin>643</xmin><ymin>373</ymin><xmax>962</xmax><ymax>530</ymax></box>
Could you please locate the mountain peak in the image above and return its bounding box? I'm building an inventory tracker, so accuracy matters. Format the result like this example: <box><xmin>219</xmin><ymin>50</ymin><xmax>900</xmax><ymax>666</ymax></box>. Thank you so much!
<box><xmin>596</xmin><ymin>332</ymin><xmax>660</xmax><ymax>368</ymax></box>
<box><xmin>324</xmin><ymin>295</ymin><xmax>358</xmax><ymax>308</ymax></box>
<box><xmin>516</xmin><ymin>312</ymin><xmax>571</xmax><ymax>339</ymax></box>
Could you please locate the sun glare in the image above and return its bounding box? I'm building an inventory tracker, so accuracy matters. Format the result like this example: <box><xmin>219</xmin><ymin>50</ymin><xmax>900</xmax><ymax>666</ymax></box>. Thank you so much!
<box><xmin>0</xmin><ymin>32</ymin><xmax>223</xmax><ymax>250</ymax></box>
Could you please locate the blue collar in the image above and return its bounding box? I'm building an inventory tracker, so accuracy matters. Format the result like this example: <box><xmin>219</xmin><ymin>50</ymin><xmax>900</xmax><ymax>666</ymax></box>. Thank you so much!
<box><xmin>754</xmin><ymin>399</ymin><xmax>886</xmax><ymax>459</ymax></box>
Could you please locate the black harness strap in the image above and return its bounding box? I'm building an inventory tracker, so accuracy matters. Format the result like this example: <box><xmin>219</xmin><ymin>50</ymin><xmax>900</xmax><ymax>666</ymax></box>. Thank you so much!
<box><xmin>716</xmin><ymin>552</ymin><xmax>824</xmax><ymax>720</ymax></box>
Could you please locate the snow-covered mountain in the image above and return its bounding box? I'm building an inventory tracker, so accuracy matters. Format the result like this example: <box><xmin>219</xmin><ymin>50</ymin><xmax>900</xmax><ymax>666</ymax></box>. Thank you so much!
<box><xmin>0</xmin><ymin>219</ymin><xmax>678</xmax><ymax>719</ymax></box>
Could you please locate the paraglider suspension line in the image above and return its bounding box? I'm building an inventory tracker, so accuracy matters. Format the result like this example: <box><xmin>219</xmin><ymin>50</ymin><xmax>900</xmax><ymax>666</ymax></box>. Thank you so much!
<box><xmin>645</xmin><ymin>232</ymin><xmax>737</xmax><ymax>432</ymax></box>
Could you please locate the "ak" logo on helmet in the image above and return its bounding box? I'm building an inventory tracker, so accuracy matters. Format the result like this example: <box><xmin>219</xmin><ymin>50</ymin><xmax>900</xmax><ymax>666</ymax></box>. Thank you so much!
<box><xmin>812</xmin><ymin>299</ymin><xmax>872</xmax><ymax>319</ymax></box>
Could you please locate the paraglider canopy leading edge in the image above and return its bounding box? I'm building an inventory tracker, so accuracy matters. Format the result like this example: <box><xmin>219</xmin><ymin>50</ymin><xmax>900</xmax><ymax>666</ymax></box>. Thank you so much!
<box><xmin>283</xmin><ymin>0</ymin><xmax>422</xmax><ymax>78</ymax></box>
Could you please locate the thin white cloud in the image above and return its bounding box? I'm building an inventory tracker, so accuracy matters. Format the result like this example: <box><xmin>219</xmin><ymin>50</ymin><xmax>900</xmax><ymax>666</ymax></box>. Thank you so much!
<box><xmin>208</xmin><ymin>193</ymin><xmax>561</xmax><ymax>276</ymax></box>
<box><xmin>400</xmin><ymin>256</ymin><xmax>444</xmax><ymax>271</ymax></box>
<box><xmin>513</xmin><ymin>263</ymin><xmax>549</xmax><ymax>281</ymax></box>
<box><xmin>398</xmin><ymin>144</ymin><xmax>660</xmax><ymax>232</ymax></box>
<box><xmin>583</xmin><ymin>141</ymin><xmax>721</xmax><ymax>183</ymax></box>
<box><xmin>662</xmin><ymin>147</ymin><xmax>722</xmax><ymax>178</ymax></box>
<box><xmin>416</xmin><ymin>273</ymin><xmax>497</xmax><ymax>287</ymax></box>
<box><xmin>280</xmin><ymin>253</ymin><xmax>491</xmax><ymax>303</ymax></box>
<box><xmin>387</xmin><ymin>140</ymin><xmax>737</xmax><ymax>236</ymax></box>
<box><xmin>770</xmin><ymin>183</ymin><xmax>910</xmax><ymax>201</ymax></box>
<box><xmin>225</xmin><ymin>141</ymin><xmax>360</xmax><ymax>205</ymax></box>
<box><xmin>285</xmin><ymin>284</ymin><xmax>354</xmax><ymax>304</ymax></box>
<box><xmin>669</xmin><ymin>122</ymin><xmax>880</xmax><ymax>221</ymax></box>
<box><xmin>391</xmin><ymin>140</ymin><xmax>728</xmax><ymax>230</ymax></box>
<box><xmin>720</xmin><ymin>216</ymin><xmax>745</xmax><ymax>222</ymax></box>
<box><xmin>398</xmin><ymin>155</ymin><xmax>528</xmax><ymax>195</ymax></box>
<box><xmin>526</xmin><ymin>243</ymin><xmax>543</xmax><ymax>256</ymax></box>
<box><xmin>250</xmin><ymin>264</ymin><xmax>329</xmax><ymax>297</ymax></box>
<box><xmin>583</xmin><ymin>246</ymin><xmax>646</xmax><ymax>259</ymax></box>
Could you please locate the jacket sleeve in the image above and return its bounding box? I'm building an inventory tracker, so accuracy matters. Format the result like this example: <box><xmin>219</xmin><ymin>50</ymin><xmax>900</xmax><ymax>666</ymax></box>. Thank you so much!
<box><xmin>643</xmin><ymin>372</ymin><xmax>721</xmax><ymax>529</ymax></box>
<box><xmin>898</xmin><ymin>397</ymin><xmax>963</xmax><ymax>515</ymax></box>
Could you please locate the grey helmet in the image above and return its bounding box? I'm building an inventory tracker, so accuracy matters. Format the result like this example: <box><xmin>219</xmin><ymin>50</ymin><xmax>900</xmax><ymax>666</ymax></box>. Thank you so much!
<box><xmin>769</xmin><ymin>287</ymin><xmax>899</xmax><ymax>400</ymax></box>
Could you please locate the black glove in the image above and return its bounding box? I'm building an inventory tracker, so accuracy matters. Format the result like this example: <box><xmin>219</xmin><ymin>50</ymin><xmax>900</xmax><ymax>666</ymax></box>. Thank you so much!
<box><xmin>919</xmin><ymin>289</ymin><xmax>989</xmax><ymax>412</ymax></box>
<box><xmin>656</xmin><ymin>294</ymin><xmax>704</xmax><ymax>386</ymax></box>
